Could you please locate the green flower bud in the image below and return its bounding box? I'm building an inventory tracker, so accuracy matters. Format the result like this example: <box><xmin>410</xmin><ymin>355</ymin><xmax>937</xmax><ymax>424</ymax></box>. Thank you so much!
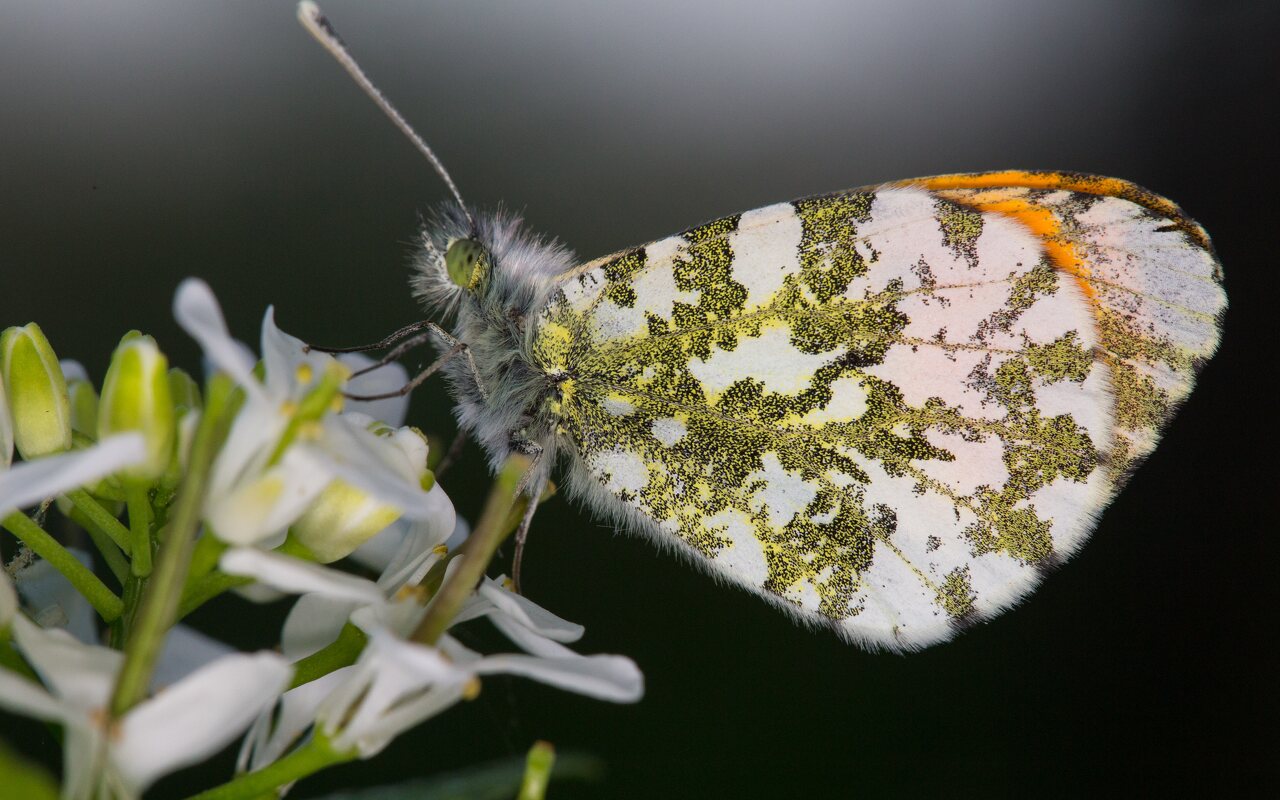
<box><xmin>0</xmin><ymin>323</ymin><xmax>72</xmax><ymax>459</ymax></box>
<box><xmin>67</xmin><ymin>374</ymin><xmax>100</xmax><ymax>440</ymax></box>
<box><xmin>1</xmin><ymin>372</ymin><xmax>13</xmax><ymax>468</ymax></box>
<box><xmin>97</xmin><ymin>334</ymin><xmax>175</xmax><ymax>483</ymax></box>
<box><xmin>167</xmin><ymin>367</ymin><xmax>202</xmax><ymax>415</ymax></box>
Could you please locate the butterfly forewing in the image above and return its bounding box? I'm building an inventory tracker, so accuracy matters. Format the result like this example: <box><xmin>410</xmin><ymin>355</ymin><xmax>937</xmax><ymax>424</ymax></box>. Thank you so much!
<box><xmin>531</xmin><ymin>172</ymin><xmax>1225</xmax><ymax>650</ymax></box>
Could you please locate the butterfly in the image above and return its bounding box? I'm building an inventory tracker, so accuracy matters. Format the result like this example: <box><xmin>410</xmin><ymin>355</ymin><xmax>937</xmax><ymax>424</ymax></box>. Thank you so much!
<box><xmin>300</xmin><ymin>4</ymin><xmax>1226</xmax><ymax>651</ymax></box>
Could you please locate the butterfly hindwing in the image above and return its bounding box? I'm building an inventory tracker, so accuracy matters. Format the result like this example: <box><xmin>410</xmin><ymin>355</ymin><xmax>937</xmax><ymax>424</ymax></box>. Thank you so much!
<box><xmin>531</xmin><ymin>172</ymin><xmax>1224</xmax><ymax>650</ymax></box>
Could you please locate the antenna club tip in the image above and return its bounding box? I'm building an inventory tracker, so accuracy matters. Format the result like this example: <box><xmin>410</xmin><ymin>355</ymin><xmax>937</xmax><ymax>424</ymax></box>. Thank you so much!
<box><xmin>298</xmin><ymin>1</ymin><xmax>344</xmax><ymax>48</ymax></box>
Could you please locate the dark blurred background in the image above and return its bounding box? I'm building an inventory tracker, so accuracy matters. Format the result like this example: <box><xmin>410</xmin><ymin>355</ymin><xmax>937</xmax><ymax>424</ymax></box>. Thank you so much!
<box><xmin>1</xmin><ymin>1</ymin><xmax>1275</xmax><ymax>797</ymax></box>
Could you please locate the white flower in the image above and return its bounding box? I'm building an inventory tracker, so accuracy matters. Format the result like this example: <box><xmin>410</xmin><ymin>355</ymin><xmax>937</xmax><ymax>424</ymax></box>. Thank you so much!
<box><xmin>11</xmin><ymin>547</ymin><xmax>98</xmax><ymax>643</ymax></box>
<box><xmin>0</xmin><ymin>433</ymin><xmax>147</xmax><ymax>520</ymax></box>
<box><xmin>9</xmin><ymin>549</ymin><xmax>236</xmax><ymax>687</ymax></box>
<box><xmin>290</xmin><ymin>416</ymin><xmax>445</xmax><ymax>563</ymax></box>
<box><xmin>171</xmin><ymin>279</ymin><xmax>440</xmax><ymax>547</ymax></box>
<box><xmin>0</xmin><ymin>614</ymin><xmax>291</xmax><ymax>800</ymax></box>
<box><xmin>338</xmin><ymin>352</ymin><xmax>410</xmax><ymax>428</ymax></box>
<box><xmin>222</xmin><ymin>548</ymin><xmax>643</xmax><ymax>765</ymax></box>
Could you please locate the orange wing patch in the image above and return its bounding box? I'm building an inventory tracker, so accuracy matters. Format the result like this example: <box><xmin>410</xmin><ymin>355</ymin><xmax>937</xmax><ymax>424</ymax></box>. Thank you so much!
<box><xmin>892</xmin><ymin>171</ymin><xmax>1225</xmax><ymax>481</ymax></box>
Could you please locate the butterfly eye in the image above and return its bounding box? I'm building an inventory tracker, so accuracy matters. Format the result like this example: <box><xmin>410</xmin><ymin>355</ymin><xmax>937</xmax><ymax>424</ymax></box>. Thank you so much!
<box><xmin>444</xmin><ymin>238</ymin><xmax>489</xmax><ymax>290</ymax></box>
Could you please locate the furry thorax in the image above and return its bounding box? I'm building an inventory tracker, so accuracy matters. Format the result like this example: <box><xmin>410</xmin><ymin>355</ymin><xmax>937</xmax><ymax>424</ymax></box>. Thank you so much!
<box><xmin>410</xmin><ymin>204</ymin><xmax>577</xmax><ymax>490</ymax></box>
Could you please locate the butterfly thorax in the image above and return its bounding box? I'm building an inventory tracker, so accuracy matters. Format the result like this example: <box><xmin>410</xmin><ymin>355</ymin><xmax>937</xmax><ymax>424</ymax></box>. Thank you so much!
<box><xmin>411</xmin><ymin>206</ymin><xmax>577</xmax><ymax>481</ymax></box>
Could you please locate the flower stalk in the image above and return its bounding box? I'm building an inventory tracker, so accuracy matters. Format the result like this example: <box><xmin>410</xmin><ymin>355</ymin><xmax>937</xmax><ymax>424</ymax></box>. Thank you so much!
<box><xmin>184</xmin><ymin>730</ymin><xmax>351</xmax><ymax>800</ymax></box>
<box><xmin>109</xmin><ymin>374</ymin><xmax>235</xmax><ymax>718</ymax></box>
<box><xmin>1</xmin><ymin>510</ymin><xmax>123</xmax><ymax>621</ymax></box>
<box><xmin>413</xmin><ymin>453</ymin><xmax>530</xmax><ymax>645</ymax></box>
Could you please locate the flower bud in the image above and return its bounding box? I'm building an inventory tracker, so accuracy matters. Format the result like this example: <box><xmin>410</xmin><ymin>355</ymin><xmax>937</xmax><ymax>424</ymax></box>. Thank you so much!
<box><xmin>97</xmin><ymin>334</ymin><xmax>175</xmax><ymax>483</ymax></box>
<box><xmin>65</xmin><ymin>371</ymin><xmax>100</xmax><ymax>440</ymax></box>
<box><xmin>291</xmin><ymin>423</ymin><xmax>433</xmax><ymax>563</ymax></box>
<box><xmin>1</xmin><ymin>323</ymin><xmax>72</xmax><ymax>459</ymax></box>
<box><xmin>1</xmin><ymin>372</ymin><xmax>13</xmax><ymax>468</ymax></box>
<box><xmin>168</xmin><ymin>367</ymin><xmax>202</xmax><ymax>415</ymax></box>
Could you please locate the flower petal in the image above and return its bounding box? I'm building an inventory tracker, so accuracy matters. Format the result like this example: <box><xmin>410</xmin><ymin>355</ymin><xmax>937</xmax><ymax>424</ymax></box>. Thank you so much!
<box><xmin>243</xmin><ymin>668</ymin><xmax>351</xmax><ymax>771</ymax></box>
<box><xmin>348</xmin><ymin>518</ymin><xmax>412</xmax><ymax>574</ymax></box>
<box><xmin>114</xmin><ymin>652</ymin><xmax>292</xmax><ymax>793</ymax></box>
<box><xmin>260</xmin><ymin>308</ymin><xmax>338</xmax><ymax>400</ymax></box>
<box><xmin>10</xmin><ymin>615</ymin><xmax>120</xmax><ymax>710</ymax></box>
<box><xmin>340</xmin><ymin>354</ymin><xmax>410</xmax><ymax>427</ymax></box>
<box><xmin>0</xmin><ymin>667</ymin><xmax>70</xmax><ymax>724</ymax></box>
<box><xmin>304</xmin><ymin>418</ymin><xmax>444</xmax><ymax>521</ymax></box>
<box><xmin>0</xmin><ymin>433</ymin><xmax>146</xmax><ymax>518</ymax></box>
<box><xmin>281</xmin><ymin>593</ymin><xmax>360</xmax><ymax>660</ymax></box>
<box><xmin>172</xmin><ymin>279</ymin><xmax>263</xmax><ymax>404</ymax></box>
<box><xmin>346</xmin><ymin>681</ymin><xmax>466</xmax><ymax>758</ymax></box>
<box><xmin>219</xmin><ymin>548</ymin><xmax>384</xmax><ymax>606</ymax></box>
<box><xmin>465</xmin><ymin>645</ymin><xmax>643</xmax><ymax>704</ymax></box>
<box><xmin>151</xmin><ymin>625</ymin><xmax>236</xmax><ymax>690</ymax></box>
<box><xmin>475</xmin><ymin>577</ymin><xmax>584</xmax><ymax>643</ymax></box>
<box><xmin>206</xmin><ymin>447</ymin><xmax>331</xmax><ymax>545</ymax></box>
<box><xmin>323</xmin><ymin>629</ymin><xmax>464</xmax><ymax>756</ymax></box>
<box><xmin>13</xmin><ymin>548</ymin><xmax>97</xmax><ymax>643</ymax></box>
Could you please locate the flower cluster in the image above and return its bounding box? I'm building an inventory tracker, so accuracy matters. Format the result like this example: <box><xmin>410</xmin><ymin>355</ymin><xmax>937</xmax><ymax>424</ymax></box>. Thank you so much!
<box><xmin>1</xmin><ymin>279</ymin><xmax>642</xmax><ymax>799</ymax></box>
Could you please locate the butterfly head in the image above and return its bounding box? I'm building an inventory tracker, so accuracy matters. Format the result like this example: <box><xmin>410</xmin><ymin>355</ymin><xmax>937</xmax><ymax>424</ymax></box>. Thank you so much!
<box><xmin>412</xmin><ymin>204</ymin><xmax>576</xmax><ymax>321</ymax></box>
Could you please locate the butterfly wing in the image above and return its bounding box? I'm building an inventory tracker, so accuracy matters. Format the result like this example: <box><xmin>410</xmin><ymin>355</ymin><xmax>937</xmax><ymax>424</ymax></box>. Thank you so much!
<box><xmin>532</xmin><ymin>171</ymin><xmax>1225</xmax><ymax>650</ymax></box>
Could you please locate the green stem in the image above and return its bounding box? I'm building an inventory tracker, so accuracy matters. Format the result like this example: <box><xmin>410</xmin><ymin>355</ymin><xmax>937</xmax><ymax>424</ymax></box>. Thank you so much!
<box><xmin>289</xmin><ymin>623</ymin><xmax>367</xmax><ymax>689</ymax></box>
<box><xmin>71</xmin><ymin>507</ymin><xmax>130</xmax><ymax>586</ymax></box>
<box><xmin>183</xmin><ymin>731</ymin><xmax>351</xmax><ymax>800</ymax></box>
<box><xmin>518</xmin><ymin>741</ymin><xmax>557</xmax><ymax>800</ymax></box>
<box><xmin>2</xmin><ymin>511</ymin><xmax>123</xmax><ymax>621</ymax></box>
<box><xmin>186</xmin><ymin>534</ymin><xmax>226</xmax><ymax>582</ymax></box>
<box><xmin>412</xmin><ymin>454</ymin><xmax>529</xmax><ymax>645</ymax></box>
<box><xmin>64</xmin><ymin>489</ymin><xmax>131</xmax><ymax>554</ymax></box>
<box><xmin>176</xmin><ymin>571</ymin><xmax>251</xmax><ymax>619</ymax></box>
<box><xmin>109</xmin><ymin>375</ymin><xmax>234</xmax><ymax>718</ymax></box>
<box><xmin>126</xmin><ymin>486</ymin><xmax>153</xmax><ymax>577</ymax></box>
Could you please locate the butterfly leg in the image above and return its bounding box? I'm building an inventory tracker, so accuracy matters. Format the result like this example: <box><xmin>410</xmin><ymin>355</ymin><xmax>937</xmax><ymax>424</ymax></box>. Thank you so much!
<box><xmin>510</xmin><ymin>484</ymin><xmax>543</xmax><ymax>595</ymax></box>
<box><xmin>344</xmin><ymin>339</ymin><xmax>465</xmax><ymax>401</ymax></box>
<box><xmin>427</xmin><ymin>325</ymin><xmax>490</xmax><ymax>403</ymax></box>
<box><xmin>341</xmin><ymin>322</ymin><xmax>490</xmax><ymax>402</ymax></box>
<box><xmin>433</xmin><ymin>428</ymin><xmax>468</xmax><ymax>478</ymax></box>
<box><xmin>509</xmin><ymin>438</ymin><xmax>545</xmax><ymax>594</ymax></box>
<box><xmin>305</xmin><ymin>319</ymin><xmax>436</xmax><ymax>355</ymax></box>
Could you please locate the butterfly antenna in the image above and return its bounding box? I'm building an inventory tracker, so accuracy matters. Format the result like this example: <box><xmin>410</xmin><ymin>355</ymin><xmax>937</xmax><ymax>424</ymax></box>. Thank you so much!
<box><xmin>297</xmin><ymin>2</ymin><xmax>477</xmax><ymax>233</ymax></box>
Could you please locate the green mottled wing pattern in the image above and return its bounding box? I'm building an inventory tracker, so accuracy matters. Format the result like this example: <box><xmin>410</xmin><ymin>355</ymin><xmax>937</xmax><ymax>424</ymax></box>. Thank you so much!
<box><xmin>531</xmin><ymin>173</ymin><xmax>1224</xmax><ymax>650</ymax></box>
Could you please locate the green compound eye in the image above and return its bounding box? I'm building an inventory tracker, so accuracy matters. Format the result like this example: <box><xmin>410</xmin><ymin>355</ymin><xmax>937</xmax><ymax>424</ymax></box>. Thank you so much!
<box><xmin>444</xmin><ymin>238</ymin><xmax>489</xmax><ymax>290</ymax></box>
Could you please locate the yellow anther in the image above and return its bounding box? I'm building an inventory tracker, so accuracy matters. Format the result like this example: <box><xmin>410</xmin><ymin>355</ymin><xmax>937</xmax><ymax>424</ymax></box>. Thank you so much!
<box><xmin>280</xmin><ymin>400</ymin><xmax>298</xmax><ymax>416</ymax></box>
<box><xmin>462</xmin><ymin>676</ymin><xmax>482</xmax><ymax>700</ymax></box>
<box><xmin>329</xmin><ymin>394</ymin><xmax>344</xmax><ymax>414</ymax></box>
<box><xmin>298</xmin><ymin>420</ymin><xmax>324</xmax><ymax>440</ymax></box>
<box><xmin>295</xmin><ymin>362</ymin><xmax>314</xmax><ymax>385</ymax></box>
<box><xmin>501</xmin><ymin>577</ymin><xmax>515</xmax><ymax>592</ymax></box>
<box><xmin>431</xmin><ymin>544</ymin><xmax>449</xmax><ymax>556</ymax></box>
<box><xmin>394</xmin><ymin>584</ymin><xmax>428</xmax><ymax>604</ymax></box>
